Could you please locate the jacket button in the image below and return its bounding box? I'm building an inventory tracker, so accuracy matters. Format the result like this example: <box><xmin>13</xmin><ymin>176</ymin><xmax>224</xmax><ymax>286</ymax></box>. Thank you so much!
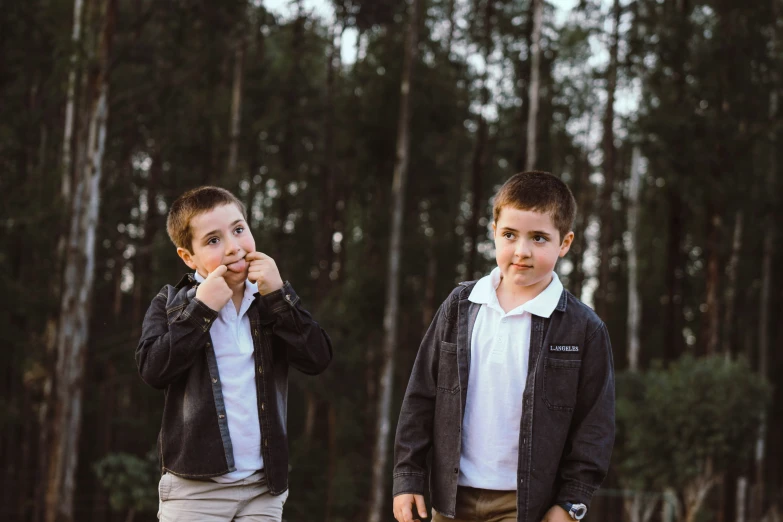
<box><xmin>219</xmin><ymin>414</ymin><xmax>225</xmax><ymax>419</ymax></box>
<box><xmin>264</xmin><ymin>438</ymin><xmax>268</xmax><ymax>447</ymax></box>
<box><xmin>261</xmin><ymin>403</ymin><xmax>265</xmax><ymax>411</ymax></box>
<box><xmin>258</xmin><ymin>365</ymin><xmax>263</xmax><ymax>375</ymax></box>
<box><xmin>254</xmin><ymin>329</ymin><xmax>258</xmax><ymax>336</ymax></box>
<box><xmin>454</xmin><ymin>468</ymin><xmax>458</xmax><ymax>474</ymax></box>
<box><xmin>212</xmin><ymin>378</ymin><xmax>218</xmax><ymax>384</ymax></box>
<box><xmin>285</xmin><ymin>294</ymin><xmax>291</xmax><ymax>301</ymax></box>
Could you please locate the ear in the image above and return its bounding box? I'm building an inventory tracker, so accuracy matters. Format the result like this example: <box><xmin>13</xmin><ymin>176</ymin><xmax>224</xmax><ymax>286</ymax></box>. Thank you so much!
<box><xmin>177</xmin><ymin>247</ymin><xmax>198</xmax><ymax>270</ymax></box>
<box><xmin>491</xmin><ymin>221</ymin><xmax>497</xmax><ymax>237</ymax></box>
<box><xmin>558</xmin><ymin>231</ymin><xmax>575</xmax><ymax>258</ymax></box>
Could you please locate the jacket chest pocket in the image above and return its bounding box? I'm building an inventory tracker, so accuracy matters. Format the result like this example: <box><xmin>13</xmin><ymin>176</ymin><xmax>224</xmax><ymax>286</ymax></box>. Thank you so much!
<box><xmin>543</xmin><ymin>357</ymin><xmax>581</xmax><ymax>411</ymax></box>
<box><xmin>437</xmin><ymin>341</ymin><xmax>460</xmax><ymax>395</ymax></box>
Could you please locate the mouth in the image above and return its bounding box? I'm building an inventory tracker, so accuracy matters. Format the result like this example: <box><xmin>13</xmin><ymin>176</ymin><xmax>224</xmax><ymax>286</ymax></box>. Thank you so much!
<box><xmin>512</xmin><ymin>263</ymin><xmax>533</xmax><ymax>270</ymax></box>
<box><xmin>225</xmin><ymin>257</ymin><xmax>247</xmax><ymax>273</ymax></box>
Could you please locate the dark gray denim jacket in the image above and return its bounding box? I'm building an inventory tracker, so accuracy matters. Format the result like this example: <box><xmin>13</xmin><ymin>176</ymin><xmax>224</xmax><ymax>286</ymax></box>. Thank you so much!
<box><xmin>136</xmin><ymin>274</ymin><xmax>332</xmax><ymax>494</ymax></box>
<box><xmin>393</xmin><ymin>281</ymin><xmax>615</xmax><ymax>521</ymax></box>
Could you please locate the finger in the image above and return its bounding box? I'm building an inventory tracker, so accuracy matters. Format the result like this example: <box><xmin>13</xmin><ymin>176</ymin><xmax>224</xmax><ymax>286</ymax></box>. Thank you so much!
<box><xmin>401</xmin><ymin>504</ymin><xmax>413</xmax><ymax>522</ymax></box>
<box><xmin>245</xmin><ymin>251</ymin><xmax>262</xmax><ymax>262</ymax></box>
<box><xmin>414</xmin><ymin>495</ymin><xmax>427</xmax><ymax>519</ymax></box>
<box><xmin>207</xmin><ymin>265</ymin><xmax>227</xmax><ymax>279</ymax></box>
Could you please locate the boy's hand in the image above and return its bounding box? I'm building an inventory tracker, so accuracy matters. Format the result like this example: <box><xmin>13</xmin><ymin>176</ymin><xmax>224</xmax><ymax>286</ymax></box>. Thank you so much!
<box><xmin>246</xmin><ymin>252</ymin><xmax>284</xmax><ymax>296</ymax></box>
<box><xmin>541</xmin><ymin>505</ymin><xmax>571</xmax><ymax>522</ymax></box>
<box><xmin>393</xmin><ymin>494</ymin><xmax>427</xmax><ymax>522</ymax></box>
<box><xmin>195</xmin><ymin>265</ymin><xmax>232</xmax><ymax>311</ymax></box>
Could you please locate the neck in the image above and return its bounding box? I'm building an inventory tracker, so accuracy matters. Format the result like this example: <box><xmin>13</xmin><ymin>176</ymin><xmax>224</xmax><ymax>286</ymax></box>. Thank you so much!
<box><xmin>229</xmin><ymin>279</ymin><xmax>246</xmax><ymax>298</ymax></box>
<box><xmin>497</xmin><ymin>273</ymin><xmax>552</xmax><ymax>307</ymax></box>
<box><xmin>229</xmin><ymin>280</ymin><xmax>245</xmax><ymax>313</ymax></box>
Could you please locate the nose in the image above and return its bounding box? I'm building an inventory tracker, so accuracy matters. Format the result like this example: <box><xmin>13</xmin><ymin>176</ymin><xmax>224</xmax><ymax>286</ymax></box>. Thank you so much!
<box><xmin>515</xmin><ymin>238</ymin><xmax>532</xmax><ymax>259</ymax></box>
<box><xmin>225</xmin><ymin>236</ymin><xmax>241</xmax><ymax>256</ymax></box>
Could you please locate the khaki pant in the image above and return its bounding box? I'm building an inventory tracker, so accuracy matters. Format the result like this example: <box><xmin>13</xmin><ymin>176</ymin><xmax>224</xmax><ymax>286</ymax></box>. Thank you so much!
<box><xmin>432</xmin><ymin>486</ymin><xmax>517</xmax><ymax>522</ymax></box>
<box><xmin>157</xmin><ymin>471</ymin><xmax>288</xmax><ymax>522</ymax></box>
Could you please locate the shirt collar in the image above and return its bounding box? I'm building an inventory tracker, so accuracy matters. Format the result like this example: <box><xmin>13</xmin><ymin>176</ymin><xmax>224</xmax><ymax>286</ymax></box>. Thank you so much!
<box><xmin>468</xmin><ymin>267</ymin><xmax>564</xmax><ymax>318</ymax></box>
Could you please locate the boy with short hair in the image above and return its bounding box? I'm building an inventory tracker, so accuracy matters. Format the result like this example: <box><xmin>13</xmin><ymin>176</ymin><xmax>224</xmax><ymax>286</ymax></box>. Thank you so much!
<box><xmin>392</xmin><ymin>171</ymin><xmax>615</xmax><ymax>522</ymax></box>
<box><xmin>137</xmin><ymin>186</ymin><xmax>332</xmax><ymax>522</ymax></box>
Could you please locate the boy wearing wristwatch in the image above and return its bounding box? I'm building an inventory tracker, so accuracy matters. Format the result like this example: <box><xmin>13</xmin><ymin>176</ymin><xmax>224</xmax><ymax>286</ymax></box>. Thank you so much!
<box><xmin>392</xmin><ymin>172</ymin><xmax>615</xmax><ymax>522</ymax></box>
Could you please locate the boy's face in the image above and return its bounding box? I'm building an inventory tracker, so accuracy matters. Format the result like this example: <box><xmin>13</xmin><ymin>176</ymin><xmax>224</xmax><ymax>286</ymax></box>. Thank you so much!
<box><xmin>177</xmin><ymin>203</ymin><xmax>256</xmax><ymax>287</ymax></box>
<box><xmin>493</xmin><ymin>206</ymin><xmax>573</xmax><ymax>295</ymax></box>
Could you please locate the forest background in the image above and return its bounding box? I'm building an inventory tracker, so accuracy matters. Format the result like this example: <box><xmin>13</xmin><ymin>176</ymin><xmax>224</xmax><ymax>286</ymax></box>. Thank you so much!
<box><xmin>1</xmin><ymin>0</ymin><xmax>781</xmax><ymax>521</ymax></box>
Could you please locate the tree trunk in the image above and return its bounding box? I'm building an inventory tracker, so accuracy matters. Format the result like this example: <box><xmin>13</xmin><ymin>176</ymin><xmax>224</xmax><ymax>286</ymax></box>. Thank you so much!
<box><xmin>722</xmin><ymin>211</ymin><xmax>743</xmax><ymax>358</ymax></box>
<box><xmin>44</xmin><ymin>1</ymin><xmax>115</xmax><ymax>520</ymax></box>
<box><xmin>367</xmin><ymin>0</ymin><xmax>422</xmax><ymax>520</ymax></box>
<box><xmin>422</xmin><ymin>243</ymin><xmax>438</xmax><ymax>328</ymax></box>
<box><xmin>226</xmin><ymin>36</ymin><xmax>246</xmax><ymax>182</ymax></box>
<box><xmin>524</xmin><ymin>0</ymin><xmax>543</xmax><ymax>171</ymax></box>
<box><xmin>625</xmin><ymin>146</ymin><xmax>642</xmax><ymax>371</ymax></box>
<box><xmin>316</xmin><ymin>22</ymin><xmax>342</xmax><ymax>306</ymax></box>
<box><xmin>466</xmin><ymin>0</ymin><xmax>493</xmax><ymax>279</ymax></box>
<box><xmin>702</xmin><ymin>211</ymin><xmax>721</xmax><ymax>355</ymax></box>
<box><xmin>570</xmin><ymin>113</ymin><xmax>595</xmax><ymax>300</ymax></box>
<box><xmin>302</xmin><ymin>389</ymin><xmax>317</xmax><ymax>446</ymax></box>
<box><xmin>17</xmin><ymin>389</ymin><xmax>34</xmax><ymax>519</ymax></box>
<box><xmin>595</xmin><ymin>0</ymin><xmax>621</xmax><ymax>319</ymax></box>
<box><xmin>324</xmin><ymin>401</ymin><xmax>338</xmax><ymax>522</ymax></box>
<box><xmin>736</xmin><ymin>475</ymin><xmax>749</xmax><ymax>522</ymax></box>
<box><xmin>132</xmin><ymin>148</ymin><xmax>161</xmax><ymax>326</ymax></box>
<box><xmin>664</xmin><ymin>189</ymin><xmax>684</xmax><ymax>362</ymax></box>
<box><xmin>751</xmin><ymin>2</ymin><xmax>778</xmax><ymax>515</ymax></box>
<box><xmin>37</xmin><ymin>4</ymin><xmax>86</xmax><ymax>516</ymax></box>
<box><xmin>624</xmin><ymin>491</ymin><xmax>660</xmax><ymax>522</ymax></box>
<box><xmin>445</xmin><ymin>0</ymin><xmax>457</xmax><ymax>59</ymax></box>
<box><xmin>751</xmin><ymin>45</ymin><xmax>777</xmax><ymax>522</ymax></box>
<box><xmin>61</xmin><ymin>0</ymin><xmax>84</xmax><ymax>202</ymax></box>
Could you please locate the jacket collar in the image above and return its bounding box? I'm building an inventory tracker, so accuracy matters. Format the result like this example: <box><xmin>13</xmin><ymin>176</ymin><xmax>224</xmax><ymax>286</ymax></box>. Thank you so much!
<box><xmin>467</xmin><ymin>267</ymin><xmax>564</xmax><ymax>319</ymax></box>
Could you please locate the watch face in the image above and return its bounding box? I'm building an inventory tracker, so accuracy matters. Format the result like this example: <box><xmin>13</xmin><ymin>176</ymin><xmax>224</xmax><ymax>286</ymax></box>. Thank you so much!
<box><xmin>572</xmin><ymin>504</ymin><xmax>587</xmax><ymax>520</ymax></box>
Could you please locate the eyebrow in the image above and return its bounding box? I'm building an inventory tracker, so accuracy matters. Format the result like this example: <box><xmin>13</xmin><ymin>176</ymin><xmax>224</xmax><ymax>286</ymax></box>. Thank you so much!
<box><xmin>200</xmin><ymin>219</ymin><xmax>245</xmax><ymax>240</ymax></box>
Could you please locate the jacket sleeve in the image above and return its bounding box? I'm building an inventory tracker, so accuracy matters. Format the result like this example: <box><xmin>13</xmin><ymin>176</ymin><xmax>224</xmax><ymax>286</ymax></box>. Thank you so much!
<box><xmin>392</xmin><ymin>294</ymin><xmax>453</xmax><ymax>497</ymax></box>
<box><xmin>136</xmin><ymin>288</ymin><xmax>219</xmax><ymax>390</ymax></box>
<box><xmin>255</xmin><ymin>281</ymin><xmax>332</xmax><ymax>375</ymax></box>
<box><xmin>555</xmin><ymin>321</ymin><xmax>616</xmax><ymax>507</ymax></box>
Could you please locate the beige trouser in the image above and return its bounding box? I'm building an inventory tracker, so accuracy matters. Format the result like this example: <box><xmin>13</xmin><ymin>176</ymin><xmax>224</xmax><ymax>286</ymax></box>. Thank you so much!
<box><xmin>432</xmin><ymin>486</ymin><xmax>517</xmax><ymax>522</ymax></box>
<box><xmin>157</xmin><ymin>470</ymin><xmax>288</xmax><ymax>522</ymax></box>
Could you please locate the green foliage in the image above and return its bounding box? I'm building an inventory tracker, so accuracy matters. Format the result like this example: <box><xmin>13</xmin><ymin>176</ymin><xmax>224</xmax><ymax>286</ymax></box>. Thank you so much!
<box><xmin>616</xmin><ymin>356</ymin><xmax>772</xmax><ymax>491</ymax></box>
<box><xmin>93</xmin><ymin>451</ymin><xmax>160</xmax><ymax>514</ymax></box>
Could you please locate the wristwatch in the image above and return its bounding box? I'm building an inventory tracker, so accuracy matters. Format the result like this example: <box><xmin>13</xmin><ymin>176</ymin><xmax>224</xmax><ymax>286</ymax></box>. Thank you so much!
<box><xmin>558</xmin><ymin>502</ymin><xmax>587</xmax><ymax>520</ymax></box>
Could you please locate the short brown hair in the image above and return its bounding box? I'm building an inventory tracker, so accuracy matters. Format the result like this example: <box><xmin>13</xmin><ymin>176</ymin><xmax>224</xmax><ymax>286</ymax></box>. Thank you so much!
<box><xmin>166</xmin><ymin>186</ymin><xmax>247</xmax><ymax>251</ymax></box>
<box><xmin>492</xmin><ymin>171</ymin><xmax>576</xmax><ymax>242</ymax></box>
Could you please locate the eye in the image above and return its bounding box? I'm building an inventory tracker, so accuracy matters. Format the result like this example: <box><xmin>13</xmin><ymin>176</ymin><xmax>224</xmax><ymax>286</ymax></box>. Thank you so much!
<box><xmin>207</xmin><ymin>237</ymin><xmax>219</xmax><ymax>245</ymax></box>
<box><xmin>503</xmin><ymin>232</ymin><xmax>515</xmax><ymax>240</ymax></box>
<box><xmin>234</xmin><ymin>226</ymin><xmax>244</xmax><ymax>234</ymax></box>
<box><xmin>533</xmin><ymin>235</ymin><xmax>548</xmax><ymax>243</ymax></box>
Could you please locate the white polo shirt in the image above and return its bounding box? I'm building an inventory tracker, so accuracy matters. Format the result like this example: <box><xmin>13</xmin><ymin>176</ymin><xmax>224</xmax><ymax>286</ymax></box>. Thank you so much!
<box><xmin>458</xmin><ymin>267</ymin><xmax>563</xmax><ymax>490</ymax></box>
<box><xmin>194</xmin><ymin>272</ymin><xmax>264</xmax><ymax>483</ymax></box>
